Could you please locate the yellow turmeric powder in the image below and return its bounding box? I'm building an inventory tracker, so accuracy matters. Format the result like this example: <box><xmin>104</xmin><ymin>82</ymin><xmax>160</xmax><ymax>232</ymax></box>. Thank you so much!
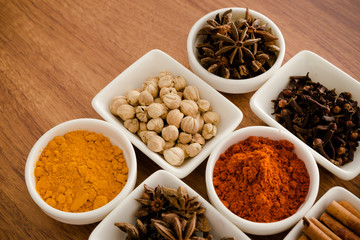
<box><xmin>35</xmin><ymin>130</ymin><xmax>128</xmax><ymax>213</ymax></box>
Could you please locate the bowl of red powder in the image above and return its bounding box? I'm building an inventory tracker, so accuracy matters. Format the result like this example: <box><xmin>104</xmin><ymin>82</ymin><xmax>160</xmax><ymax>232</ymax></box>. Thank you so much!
<box><xmin>205</xmin><ymin>126</ymin><xmax>319</xmax><ymax>235</ymax></box>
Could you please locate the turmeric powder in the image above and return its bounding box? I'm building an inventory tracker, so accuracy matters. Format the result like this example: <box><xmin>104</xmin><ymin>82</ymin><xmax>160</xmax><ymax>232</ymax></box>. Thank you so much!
<box><xmin>35</xmin><ymin>130</ymin><xmax>128</xmax><ymax>213</ymax></box>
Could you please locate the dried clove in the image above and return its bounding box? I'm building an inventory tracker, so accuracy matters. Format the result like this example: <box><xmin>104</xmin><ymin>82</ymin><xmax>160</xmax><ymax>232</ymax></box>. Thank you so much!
<box><xmin>272</xmin><ymin>73</ymin><xmax>360</xmax><ymax>166</ymax></box>
<box><xmin>313</xmin><ymin>138</ymin><xmax>331</xmax><ymax>160</ymax></box>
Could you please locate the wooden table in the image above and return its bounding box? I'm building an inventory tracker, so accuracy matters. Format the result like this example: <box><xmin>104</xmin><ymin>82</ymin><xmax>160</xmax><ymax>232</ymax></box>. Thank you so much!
<box><xmin>1</xmin><ymin>0</ymin><xmax>359</xmax><ymax>239</ymax></box>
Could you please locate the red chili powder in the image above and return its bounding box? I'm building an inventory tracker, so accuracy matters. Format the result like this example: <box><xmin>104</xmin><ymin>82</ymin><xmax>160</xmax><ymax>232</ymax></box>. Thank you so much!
<box><xmin>213</xmin><ymin>136</ymin><xmax>310</xmax><ymax>223</ymax></box>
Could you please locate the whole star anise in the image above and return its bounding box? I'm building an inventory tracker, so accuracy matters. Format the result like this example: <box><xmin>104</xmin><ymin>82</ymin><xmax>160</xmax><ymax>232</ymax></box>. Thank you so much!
<box><xmin>196</xmin><ymin>8</ymin><xmax>280</xmax><ymax>79</ymax></box>
<box><xmin>115</xmin><ymin>184</ymin><xmax>235</xmax><ymax>240</ymax></box>
<box><xmin>216</xmin><ymin>24</ymin><xmax>261</xmax><ymax>66</ymax></box>
<box><xmin>134</xmin><ymin>184</ymin><xmax>165</xmax><ymax>218</ymax></box>
<box><xmin>198</xmin><ymin>9</ymin><xmax>232</xmax><ymax>36</ymax></box>
<box><xmin>196</xmin><ymin>44</ymin><xmax>231</xmax><ymax>78</ymax></box>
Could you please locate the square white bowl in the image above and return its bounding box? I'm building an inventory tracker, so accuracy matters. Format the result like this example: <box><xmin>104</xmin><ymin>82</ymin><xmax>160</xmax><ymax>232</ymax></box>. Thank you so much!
<box><xmin>284</xmin><ymin>186</ymin><xmax>360</xmax><ymax>239</ymax></box>
<box><xmin>250</xmin><ymin>50</ymin><xmax>360</xmax><ymax>180</ymax></box>
<box><xmin>92</xmin><ymin>49</ymin><xmax>243</xmax><ymax>179</ymax></box>
<box><xmin>89</xmin><ymin>170</ymin><xmax>250</xmax><ymax>240</ymax></box>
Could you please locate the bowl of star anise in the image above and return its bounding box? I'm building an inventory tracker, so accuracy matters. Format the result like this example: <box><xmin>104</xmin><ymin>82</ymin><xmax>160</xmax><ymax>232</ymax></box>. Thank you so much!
<box><xmin>187</xmin><ymin>7</ymin><xmax>285</xmax><ymax>94</ymax></box>
<box><xmin>89</xmin><ymin>170</ymin><xmax>250</xmax><ymax>239</ymax></box>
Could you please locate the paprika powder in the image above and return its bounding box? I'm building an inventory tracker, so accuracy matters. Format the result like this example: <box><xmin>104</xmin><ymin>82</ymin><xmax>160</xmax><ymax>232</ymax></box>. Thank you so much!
<box><xmin>213</xmin><ymin>136</ymin><xmax>310</xmax><ymax>223</ymax></box>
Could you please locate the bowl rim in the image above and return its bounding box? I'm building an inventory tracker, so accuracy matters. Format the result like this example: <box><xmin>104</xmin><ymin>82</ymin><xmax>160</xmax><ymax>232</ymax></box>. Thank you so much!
<box><xmin>249</xmin><ymin>50</ymin><xmax>360</xmax><ymax>180</ymax></box>
<box><xmin>91</xmin><ymin>49</ymin><xmax>243</xmax><ymax>179</ymax></box>
<box><xmin>187</xmin><ymin>7</ymin><xmax>285</xmax><ymax>85</ymax></box>
<box><xmin>24</xmin><ymin>118</ymin><xmax>137</xmax><ymax>222</ymax></box>
<box><xmin>205</xmin><ymin>126</ymin><xmax>319</xmax><ymax>235</ymax></box>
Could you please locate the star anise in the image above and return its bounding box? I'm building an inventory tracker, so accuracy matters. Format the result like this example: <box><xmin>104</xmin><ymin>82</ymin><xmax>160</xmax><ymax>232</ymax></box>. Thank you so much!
<box><xmin>115</xmin><ymin>185</ymin><xmax>233</xmax><ymax>240</ymax></box>
<box><xmin>114</xmin><ymin>222</ymin><xmax>140</xmax><ymax>239</ymax></box>
<box><xmin>134</xmin><ymin>184</ymin><xmax>165</xmax><ymax>218</ymax></box>
<box><xmin>153</xmin><ymin>213</ymin><xmax>197</xmax><ymax>240</ymax></box>
<box><xmin>198</xmin><ymin>9</ymin><xmax>232</xmax><ymax>36</ymax></box>
<box><xmin>242</xmin><ymin>10</ymin><xmax>266</xmax><ymax>55</ymax></box>
<box><xmin>197</xmin><ymin>45</ymin><xmax>231</xmax><ymax>78</ymax></box>
<box><xmin>196</xmin><ymin>8</ymin><xmax>280</xmax><ymax>79</ymax></box>
<box><xmin>114</xmin><ymin>219</ymin><xmax>148</xmax><ymax>240</ymax></box>
<box><xmin>161</xmin><ymin>186</ymin><xmax>206</xmax><ymax>218</ymax></box>
<box><xmin>216</xmin><ymin>24</ymin><xmax>261</xmax><ymax>65</ymax></box>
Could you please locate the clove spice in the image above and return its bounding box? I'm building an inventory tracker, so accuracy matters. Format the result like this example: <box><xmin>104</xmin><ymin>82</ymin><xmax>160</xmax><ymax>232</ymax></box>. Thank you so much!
<box><xmin>114</xmin><ymin>184</ymin><xmax>234</xmax><ymax>240</ymax></box>
<box><xmin>272</xmin><ymin>73</ymin><xmax>360</xmax><ymax>166</ymax></box>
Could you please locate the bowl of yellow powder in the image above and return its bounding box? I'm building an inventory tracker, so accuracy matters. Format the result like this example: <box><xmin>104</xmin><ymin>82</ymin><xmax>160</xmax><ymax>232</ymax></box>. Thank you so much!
<box><xmin>25</xmin><ymin>118</ymin><xmax>137</xmax><ymax>224</ymax></box>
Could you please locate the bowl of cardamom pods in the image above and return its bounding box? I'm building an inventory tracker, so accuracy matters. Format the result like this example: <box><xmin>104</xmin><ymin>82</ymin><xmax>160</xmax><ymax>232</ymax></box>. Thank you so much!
<box><xmin>187</xmin><ymin>7</ymin><xmax>285</xmax><ymax>94</ymax></box>
<box><xmin>92</xmin><ymin>49</ymin><xmax>243</xmax><ymax>179</ymax></box>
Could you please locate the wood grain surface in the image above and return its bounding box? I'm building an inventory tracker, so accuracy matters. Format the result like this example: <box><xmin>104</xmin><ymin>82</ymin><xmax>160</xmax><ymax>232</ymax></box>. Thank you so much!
<box><xmin>1</xmin><ymin>0</ymin><xmax>360</xmax><ymax>239</ymax></box>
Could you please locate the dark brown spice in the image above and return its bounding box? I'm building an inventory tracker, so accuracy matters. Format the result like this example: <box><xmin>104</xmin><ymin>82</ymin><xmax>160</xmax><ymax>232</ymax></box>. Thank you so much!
<box><xmin>197</xmin><ymin>8</ymin><xmax>279</xmax><ymax>79</ymax></box>
<box><xmin>272</xmin><ymin>73</ymin><xmax>360</xmax><ymax>166</ymax></box>
<box><xmin>115</xmin><ymin>184</ymin><xmax>234</xmax><ymax>240</ymax></box>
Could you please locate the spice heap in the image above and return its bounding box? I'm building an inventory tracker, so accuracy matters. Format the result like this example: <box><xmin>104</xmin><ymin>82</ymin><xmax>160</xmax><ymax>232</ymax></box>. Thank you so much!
<box><xmin>272</xmin><ymin>73</ymin><xmax>360</xmax><ymax>166</ymax></box>
<box><xmin>196</xmin><ymin>8</ymin><xmax>279</xmax><ymax>79</ymax></box>
<box><xmin>110</xmin><ymin>71</ymin><xmax>220</xmax><ymax>166</ymax></box>
<box><xmin>298</xmin><ymin>200</ymin><xmax>360</xmax><ymax>240</ymax></box>
<box><xmin>115</xmin><ymin>184</ymin><xmax>234</xmax><ymax>240</ymax></box>
<box><xmin>213</xmin><ymin>136</ymin><xmax>310</xmax><ymax>223</ymax></box>
<box><xmin>35</xmin><ymin>130</ymin><xmax>128</xmax><ymax>212</ymax></box>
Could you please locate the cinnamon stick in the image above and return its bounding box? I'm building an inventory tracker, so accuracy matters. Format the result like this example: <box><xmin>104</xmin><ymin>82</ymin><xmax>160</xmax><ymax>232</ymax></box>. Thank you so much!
<box><xmin>309</xmin><ymin>217</ymin><xmax>341</xmax><ymax>240</ymax></box>
<box><xmin>320</xmin><ymin>212</ymin><xmax>360</xmax><ymax>240</ymax></box>
<box><xmin>326</xmin><ymin>200</ymin><xmax>360</xmax><ymax>235</ymax></box>
<box><xmin>298</xmin><ymin>233</ymin><xmax>310</xmax><ymax>240</ymax></box>
<box><xmin>302</xmin><ymin>217</ymin><xmax>332</xmax><ymax>240</ymax></box>
<box><xmin>338</xmin><ymin>201</ymin><xmax>360</xmax><ymax>219</ymax></box>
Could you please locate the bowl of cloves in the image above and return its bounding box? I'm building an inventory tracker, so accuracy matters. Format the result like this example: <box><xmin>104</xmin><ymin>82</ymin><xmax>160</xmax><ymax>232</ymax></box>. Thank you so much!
<box><xmin>250</xmin><ymin>50</ymin><xmax>360</xmax><ymax>180</ymax></box>
<box><xmin>187</xmin><ymin>7</ymin><xmax>285</xmax><ymax>94</ymax></box>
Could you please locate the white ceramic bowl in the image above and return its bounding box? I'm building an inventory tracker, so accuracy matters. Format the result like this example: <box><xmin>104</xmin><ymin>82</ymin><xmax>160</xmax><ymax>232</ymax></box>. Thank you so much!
<box><xmin>187</xmin><ymin>7</ymin><xmax>285</xmax><ymax>94</ymax></box>
<box><xmin>89</xmin><ymin>170</ymin><xmax>251</xmax><ymax>240</ymax></box>
<box><xmin>25</xmin><ymin>118</ymin><xmax>137</xmax><ymax>225</ymax></box>
<box><xmin>92</xmin><ymin>49</ymin><xmax>243</xmax><ymax>179</ymax></box>
<box><xmin>250</xmin><ymin>50</ymin><xmax>360</xmax><ymax>180</ymax></box>
<box><xmin>285</xmin><ymin>186</ymin><xmax>360</xmax><ymax>239</ymax></box>
<box><xmin>205</xmin><ymin>126</ymin><xmax>319</xmax><ymax>235</ymax></box>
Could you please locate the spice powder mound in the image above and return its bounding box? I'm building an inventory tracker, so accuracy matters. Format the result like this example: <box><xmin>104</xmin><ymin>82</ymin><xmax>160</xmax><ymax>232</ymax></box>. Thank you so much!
<box><xmin>213</xmin><ymin>136</ymin><xmax>310</xmax><ymax>223</ymax></box>
<box><xmin>35</xmin><ymin>130</ymin><xmax>129</xmax><ymax>213</ymax></box>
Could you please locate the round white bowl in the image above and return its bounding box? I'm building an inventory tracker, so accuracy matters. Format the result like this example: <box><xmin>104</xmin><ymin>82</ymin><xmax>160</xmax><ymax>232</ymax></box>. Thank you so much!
<box><xmin>187</xmin><ymin>7</ymin><xmax>285</xmax><ymax>94</ymax></box>
<box><xmin>205</xmin><ymin>126</ymin><xmax>319</xmax><ymax>235</ymax></box>
<box><xmin>25</xmin><ymin>118</ymin><xmax>137</xmax><ymax>225</ymax></box>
